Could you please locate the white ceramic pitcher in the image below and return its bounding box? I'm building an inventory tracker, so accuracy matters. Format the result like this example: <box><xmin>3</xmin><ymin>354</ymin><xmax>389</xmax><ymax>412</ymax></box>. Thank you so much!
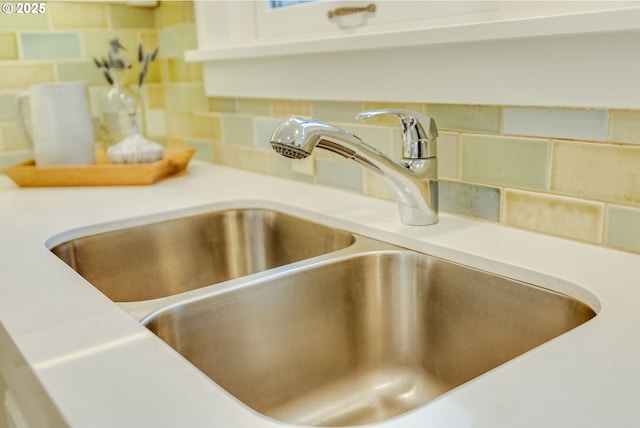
<box><xmin>15</xmin><ymin>81</ymin><xmax>96</xmax><ymax>166</ymax></box>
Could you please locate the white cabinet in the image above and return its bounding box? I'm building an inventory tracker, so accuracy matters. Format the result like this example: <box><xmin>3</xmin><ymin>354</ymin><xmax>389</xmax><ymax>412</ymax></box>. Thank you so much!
<box><xmin>188</xmin><ymin>1</ymin><xmax>640</xmax><ymax>108</ymax></box>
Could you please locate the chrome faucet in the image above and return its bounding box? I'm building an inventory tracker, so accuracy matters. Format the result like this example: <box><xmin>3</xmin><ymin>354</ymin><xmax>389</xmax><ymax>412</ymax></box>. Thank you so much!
<box><xmin>270</xmin><ymin>109</ymin><xmax>438</xmax><ymax>226</ymax></box>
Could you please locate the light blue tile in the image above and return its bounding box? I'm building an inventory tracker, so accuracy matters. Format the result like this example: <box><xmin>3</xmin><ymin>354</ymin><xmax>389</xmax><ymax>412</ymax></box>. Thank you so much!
<box><xmin>316</xmin><ymin>159</ymin><xmax>362</xmax><ymax>192</ymax></box>
<box><xmin>504</xmin><ymin>107</ymin><xmax>608</xmax><ymax>141</ymax></box>
<box><xmin>21</xmin><ymin>33</ymin><xmax>81</xmax><ymax>60</ymax></box>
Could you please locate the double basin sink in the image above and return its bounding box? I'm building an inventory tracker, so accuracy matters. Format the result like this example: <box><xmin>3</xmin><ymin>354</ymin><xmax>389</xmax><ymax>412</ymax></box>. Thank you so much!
<box><xmin>50</xmin><ymin>207</ymin><xmax>596</xmax><ymax>427</ymax></box>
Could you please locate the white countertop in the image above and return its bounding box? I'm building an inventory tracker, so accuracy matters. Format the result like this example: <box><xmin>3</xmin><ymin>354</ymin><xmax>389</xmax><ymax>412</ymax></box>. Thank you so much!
<box><xmin>1</xmin><ymin>161</ymin><xmax>639</xmax><ymax>428</ymax></box>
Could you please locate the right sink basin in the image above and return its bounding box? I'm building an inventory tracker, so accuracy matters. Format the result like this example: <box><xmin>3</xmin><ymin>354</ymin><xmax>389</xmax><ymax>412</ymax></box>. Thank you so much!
<box><xmin>142</xmin><ymin>248</ymin><xmax>596</xmax><ymax>427</ymax></box>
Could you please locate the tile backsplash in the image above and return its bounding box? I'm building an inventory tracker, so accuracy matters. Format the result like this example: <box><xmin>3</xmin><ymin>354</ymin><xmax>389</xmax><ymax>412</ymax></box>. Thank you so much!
<box><xmin>1</xmin><ymin>1</ymin><xmax>639</xmax><ymax>255</ymax></box>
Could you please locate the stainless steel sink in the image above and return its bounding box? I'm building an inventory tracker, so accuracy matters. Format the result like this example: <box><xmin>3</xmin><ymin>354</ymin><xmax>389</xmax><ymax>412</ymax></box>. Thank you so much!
<box><xmin>50</xmin><ymin>208</ymin><xmax>354</xmax><ymax>302</ymax></box>
<box><xmin>142</xmin><ymin>249</ymin><xmax>596</xmax><ymax>427</ymax></box>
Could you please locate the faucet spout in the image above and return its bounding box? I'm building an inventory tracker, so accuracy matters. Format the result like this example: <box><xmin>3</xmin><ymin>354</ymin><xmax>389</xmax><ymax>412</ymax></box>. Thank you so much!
<box><xmin>270</xmin><ymin>117</ymin><xmax>438</xmax><ymax>226</ymax></box>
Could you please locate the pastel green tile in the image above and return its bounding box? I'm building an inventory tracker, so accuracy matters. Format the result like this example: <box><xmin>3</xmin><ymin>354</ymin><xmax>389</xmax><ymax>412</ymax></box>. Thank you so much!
<box><xmin>609</xmin><ymin>110</ymin><xmax>640</xmax><ymax>145</ymax></box>
<box><xmin>50</xmin><ymin>3</ymin><xmax>108</xmax><ymax>29</ymax></box>
<box><xmin>254</xmin><ymin>117</ymin><xmax>285</xmax><ymax>150</ymax></box>
<box><xmin>0</xmin><ymin>10</ymin><xmax>48</xmax><ymax>31</ymax></box>
<box><xmin>83</xmin><ymin>30</ymin><xmax>137</xmax><ymax>61</ymax></box>
<box><xmin>0</xmin><ymin>150</ymin><xmax>31</xmax><ymax>169</ymax></box>
<box><xmin>426</xmin><ymin>104</ymin><xmax>501</xmax><ymax>134</ymax></box>
<box><xmin>607</xmin><ymin>206</ymin><xmax>640</xmax><ymax>253</ymax></box>
<box><xmin>109</xmin><ymin>4</ymin><xmax>155</xmax><ymax>29</ymax></box>
<box><xmin>158</xmin><ymin>27</ymin><xmax>181</xmax><ymax>59</ymax></box>
<box><xmin>57</xmin><ymin>61</ymin><xmax>105</xmax><ymax>86</ymax></box>
<box><xmin>208</xmin><ymin>98</ymin><xmax>236</xmax><ymax>113</ymax></box>
<box><xmin>0</xmin><ymin>94</ymin><xmax>17</xmax><ymax>122</ymax></box>
<box><xmin>21</xmin><ymin>33</ymin><xmax>81</xmax><ymax>60</ymax></box>
<box><xmin>437</xmin><ymin>131</ymin><xmax>459</xmax><ymax>179</ymax></box>
<box><xmin>272</xmin><ymin>154</ymin><xmax>315</xmax><ymax>184</ymax></box>
<box><xmin>187</xmin><ymin>139</ymin><xmax>214</xmax><ymax>162</ymax></box>
<box><xmin>222</xmin><ymin>115</ymin><xmax>254</xmax><ymax>146</ymax></box>
<box><xmin>165</xmin><ymin>110</ymin><xmax>191</xmax><ymax>136</ymax></box>
<box><xmin>504</xmin><ymin>107</ymin><xmax>608</xmax><ymax>141</ymax></box>
<box><xmin>316</xmin><ymin>158</ymin><xmax>363</xmax><ymax>192</ymax></box>
<box><xmin>504</xmin><ymin>190</ymin><xmax>603</xmax><ymax>243</ymax></box>
<box><xmin>312</xmin><ymin>101</ymin><xmax>363</xmax><ymax>123</ymax></box>
<box><xmin>551</xmin><ymin>141</ymin><xmax>640</xmax><ymax>205</ymax></box>
<box><xmin>0</xmin><ymin>33</ymin><xmax>18</xmax><ymax>60</ymax></box>
<box><xmin>236</xmin><ymin>98</ymin><xmax>271</xmax><ymax>116</ymax></box>
<box><xmin>462</xmin><ymin>134</ymin><xmax>548</xmax><ymax>190</ymax></box>
<box><xmin>347</xmin><ymin>124</ymin><xmax>393</xmax><ymax>157</ymax></box>
<box><xmin>158</xmin><ymin>24</ymin><xmax>196</xmax><ymax>59</ymax></box>
<box><xmin>438</xmin><ymin>180</ymin><xmax>500</xmax><ymax>222</ymax></box>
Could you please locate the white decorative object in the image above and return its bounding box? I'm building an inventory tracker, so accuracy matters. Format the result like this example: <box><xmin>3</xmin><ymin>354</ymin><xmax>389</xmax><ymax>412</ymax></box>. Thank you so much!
<box><xmin>107</xmin><ymin>125</ymin><xmax>163</xmax><ymax>164</ymax></box>
<box><xmin>15</xmin><ymin>81</ymin><xmax>96</xmax><ymax>166</ymax></box>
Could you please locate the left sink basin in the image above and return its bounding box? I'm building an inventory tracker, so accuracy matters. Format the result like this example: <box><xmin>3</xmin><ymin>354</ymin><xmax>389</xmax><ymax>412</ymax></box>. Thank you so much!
<box><xmin>50</xmin><ymin>208</ymin><xmax>355</xmax><ymax>302</ymax></box>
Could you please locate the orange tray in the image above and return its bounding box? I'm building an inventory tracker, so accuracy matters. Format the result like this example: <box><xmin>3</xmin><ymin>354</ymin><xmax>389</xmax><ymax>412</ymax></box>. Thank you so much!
<box><xmin>3</xmin><ymin>147</ymin><xmax>196</xmax><ymax>187</ymax></box>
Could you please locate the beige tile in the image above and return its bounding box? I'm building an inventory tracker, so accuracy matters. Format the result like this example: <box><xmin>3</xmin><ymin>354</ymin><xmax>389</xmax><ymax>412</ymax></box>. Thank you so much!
<box><xmin>437</xmin><ymin>131</ymin><xmax>459</xmax><ymax>179</ymax></box>
<box><xmin>462</xmin><ymin>134</ymin><xmax>548</xmax><ymax>190</ymax></box>
<box><xmin>50</xmin><ymin>3</ymin><xmax>108</xmax><ymax>29</ymax></box>
<box><xmin>193</xmin><ymin>113</ymin><xmax>222</xmax><ymax>140</ymax></box>
<box><xmin>164</xmin><ymin>83</ymin><xmax>207</xmax><ymax>111</ymax></box>
<box><xmin>504</xmin><ymin>190</ymin><xmax>604</xmax><ymax>243</ymax></box>
<box><xmin>143</xmin><ymin>84</ymin><xmax>165</xmax><ymax>110</ymax></box>
<box><xmin>363</xmin><ymin>170</ymin><xmax>395</xmax><ymax>201</ymax></box>
<box><xmin>165</xmin><ymin>110</ymin><xmax>191</xmax><ymax>137</ymax></box>
<box><xmin>0</xmin><ymin>33</ymin><xmax>18</xmax><ymax>60</ymax></box>
<box><xmin>1</xmin><ymin>122</ymin><xmax>30</xmax><ymax>150</ymax></box>
<box><xmin>138</xmin><ymin>31</ymin><xmax>159</xmax><ymax>52</ymax></box>
<box><xmin>156</xmin><ymin>1</ymin><xmax>194</xmax><ymax>28</ymax></box>
<box><xmin>0</xmin><ymin>63</ymin><xmax>55</xmax><ymax>91</ymax></box>
<box><xmin>208</xmin><ymin>98</ymin><xmax>236</xmax><ymax>113</ymax></box>
<box><xmin>551</xmin><ymin>140</ymin><xmax>640</xmax><ymax>205</ymax></box>
<box><xmin>312</xmin><ymin>101</ymin><xmax>363</xmax><ymax>123</ymax></box>
<box><xmin>166</xmin><ymin>136</ymin><xmax>187</xmax><ymax>148</ymax></box>
<box><xmin>0</xmin><ymin>10</ymin><xmax>48</xmax><ymax>31</ymax></box>
<box><xmin>236</xmin><ymin>98</ymin><xmax>271</xmax><ymax>116</ymax></box>
<box><xmin>83</xmin><ymin>30</ymin><xmax>137</xmax><ymax>62</ymax></box>
<box><xmin>213</xmin><ymin>142</ymin><xmax>273</xmax><ymax>175</ymax></box>
<box><xmin>109</xmin><ymin>4</ymin><xmax>155</xmax><ymax>29</ymax></box>
<box><xmin>272</xmin><ymin>99</ymin><xmax>312</xmax><ymax>118</ymax></box>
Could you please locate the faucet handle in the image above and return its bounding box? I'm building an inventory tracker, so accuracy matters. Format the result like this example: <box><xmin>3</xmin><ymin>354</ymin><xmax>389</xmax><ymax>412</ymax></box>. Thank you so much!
<box><xmin>356</xmin><ymin>109</ymin><xmax>438</xmax><ymax>159</ymax></box>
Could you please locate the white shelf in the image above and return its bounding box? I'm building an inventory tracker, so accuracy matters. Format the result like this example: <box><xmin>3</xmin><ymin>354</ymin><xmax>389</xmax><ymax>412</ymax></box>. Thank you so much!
<box><xmin>186</xmin><ymin>7</ymin><xmax>640</xmax><ymax>62</ymax></box>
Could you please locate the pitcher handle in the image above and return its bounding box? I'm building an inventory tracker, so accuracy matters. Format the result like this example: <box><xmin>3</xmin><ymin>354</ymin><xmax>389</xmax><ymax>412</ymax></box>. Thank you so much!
<box><xmin>14</xmin><ymin>92</ymin><xmax>33</xmax><ymax>146</ymax></box>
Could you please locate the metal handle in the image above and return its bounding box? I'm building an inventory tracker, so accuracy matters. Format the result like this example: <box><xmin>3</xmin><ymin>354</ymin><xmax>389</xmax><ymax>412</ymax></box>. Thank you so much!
<box><xmin>356</xmin><ymin>109</ymin><xmax>438</xmax><ymax>159</ymax></box>
<box><xmin>328</xmin><ymin>3</ymin><xmax>376</xmax><ymax>19</ymax></box>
